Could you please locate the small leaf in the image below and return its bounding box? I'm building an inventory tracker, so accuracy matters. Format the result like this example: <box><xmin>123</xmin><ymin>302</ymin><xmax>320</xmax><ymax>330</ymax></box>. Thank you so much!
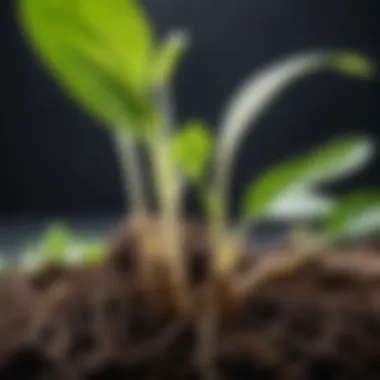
<box><xmin>18</xmin><ymin>0</ymin><xmax>153</xmax><ymax>132</ymax></box>
<box><xmin>171</xmin><ymin>120</ymin><xmax>213</xmax><ymax>183</ymax></box>
<box><xmin>326</xmin><ymin>190</ymin><xmax>380</xmax><ymax>239</ymax></box>
<box><xmin>330</xmin><ymin>52</ymin><xmax>376</xmax><ymax>79</ymax></box>
<box><xmin>41</xmin><ymin>224</ymin><xmax>71</xmax><ymax>259</ymax></box>
<box><xmin>153</xmin><ymin>31</ymin><xmax>189</xmax><ymax>85</ymax></box>
<box><xmin>242</xmin><ymin>135</ymin><xmax>374</xmax><ymax>220</ymax></box>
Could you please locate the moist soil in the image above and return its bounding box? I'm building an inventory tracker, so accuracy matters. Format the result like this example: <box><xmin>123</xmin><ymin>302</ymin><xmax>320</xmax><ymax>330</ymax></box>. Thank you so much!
<box><xmin>0</xmin><ymin>218</ymin><xmax>380</xmax><ymax>379</ymax></box>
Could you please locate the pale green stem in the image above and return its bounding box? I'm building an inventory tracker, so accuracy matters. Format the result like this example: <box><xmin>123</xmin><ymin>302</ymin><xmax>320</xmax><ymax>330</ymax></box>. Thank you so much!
<box><xmin>148</xmin><ymin>134</ymin><xmax>188</xmax><ymax>304</ymax></box>
<box><xmin>210</xmin><ymin>53</ymin><xmax>328</xmax><ymax>273</ymax></box>
<box><xmin>112</xmin><ymin>131</ymin><xmax>147</xmax><ymax>216</ymax></box>
<box><xmin>147</xmin><ymin>85</ymin><xmax>188</xmax><ymax>307</ymax></box>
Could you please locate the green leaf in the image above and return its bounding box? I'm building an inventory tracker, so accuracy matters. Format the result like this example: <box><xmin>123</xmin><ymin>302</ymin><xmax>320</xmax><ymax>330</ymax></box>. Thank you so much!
<box><xmin>19</xmin><ymin>223</ymin><xmax>71</xmax><ymax>269</ymax></box>
<box><xmin>213</xmin><ymin>50</ymin><xmax>374</xmax><ymax>225</ymax></box>
<box><xmin>326</xmin><ymin>190</ymin><xmax>380</xmax><ymax>239</ymax></box>
<box><xmin>18</xmin><ymin>0</ymin><xmax>153</xmax><ymax>132</ymax></box>
<box><xmin>81</xmin><ymin>242</ymin><xmax>106</xmax><ymax>263</ymax></box>
<box><xmin>171</xmin><ymin>120</ymin><xmax>213</xmax><ymax>183</ymax></box>
<box><xmin>77</xmin><ymin>0</ymin><xmax>154</xmax><ymax>91</ymax></box>
<box><xmin>41</xmin><ymin>223</ymin><xmax>71</xmax><ymax>259</ymax></box>
<box><xmin>330</xmin><ymin>52</ymin><xmax>376</xmax><ymax>79</ymax></box>
<box><xmin>242</xmin><ymin>135</ymin><xmax>374</xmax><ymax>220</ymax></box>
<box><xmin>152</xmin><ymin>31</ymin><xmax>189</xmax><ymax>85</ymax></box>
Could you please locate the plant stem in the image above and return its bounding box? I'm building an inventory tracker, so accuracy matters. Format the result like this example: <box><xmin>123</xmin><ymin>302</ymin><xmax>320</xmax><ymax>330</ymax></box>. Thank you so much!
<box><xmin>210</xmin><ymin>53</ymin><xmax>328</xmax><ymax>277</ymax></box>
<box><xmin>112</xmin><ymin>131</ymin><xmax>147</xmax><ymax>216</ymax></box>
<box><xmin>205</xmin><ymin>185</ymin><xmax>241</xmax><ymax>282</ymax></box>
<box><xmin>148</xmin><ymin>86</ymin><xmax>188</xmax><ymax>310</ymax></box>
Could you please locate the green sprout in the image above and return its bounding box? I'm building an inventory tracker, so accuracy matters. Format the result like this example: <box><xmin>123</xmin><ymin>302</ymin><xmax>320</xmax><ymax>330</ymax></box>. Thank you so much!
<box><xmin>209</xmin><ymin>51</ymin><xmax>375</xmax><ymax>273</ymax></box>
<box><xmin>20</xmin><ymin>223</ymin><xmax>106</xmax><ymax>270</ymax></box>
<box><xmin>19</xmin><ymin>0</ymin><xmax>189</xmax><ymax>303</ymax></box>
<box><xmin>17</xmin><ymin>0</ymin><xmax>377</xmax><ymax>296</ymax></box>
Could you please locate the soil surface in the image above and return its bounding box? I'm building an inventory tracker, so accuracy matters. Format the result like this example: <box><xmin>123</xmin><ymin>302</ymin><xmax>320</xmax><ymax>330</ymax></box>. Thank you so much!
<box><xmin>0</xmin><ymin>218</ymin><xmax>380</xmax><ymax>379</ymax></box>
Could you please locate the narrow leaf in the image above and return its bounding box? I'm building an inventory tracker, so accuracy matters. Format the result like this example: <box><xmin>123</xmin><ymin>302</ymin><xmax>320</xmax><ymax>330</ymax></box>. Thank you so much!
<box><xmin>171</xmin><ymin>120</ymin><xmax>213</xmax><ymax>183</ymax></box>
<box><xmin>18</xmin><ymin>0</ymin><xmax>153</xmax><ymax>132</ymax></box>
<box><xmin>153</xmin><ymin>31</ymin><xmax>189</xmax><ymax>85</ymax></box>
<box><xmin>326</xmin><ymin>191</ymin><xmax>380</xmax><ymax>239</ymax></box>
<box><xmin>242</xmin><ymin>135</ymin><xmax>374</xmax><ymax>219</ymax></box>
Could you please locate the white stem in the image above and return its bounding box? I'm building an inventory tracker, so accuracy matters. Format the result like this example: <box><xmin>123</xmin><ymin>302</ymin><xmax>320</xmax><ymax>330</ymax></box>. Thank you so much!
<box><xmin>147</xmin><ymin>85</ymin><xmax>188</xmax><ymax>307</ymax></box>
<box><xmin>112</xmin><ymin>131</ymin><xmax>147</xmax><ymax>215</ymax></box>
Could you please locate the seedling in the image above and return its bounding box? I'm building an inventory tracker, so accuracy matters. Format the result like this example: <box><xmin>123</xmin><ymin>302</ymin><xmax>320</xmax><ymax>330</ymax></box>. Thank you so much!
<box><xmin>17</xmin><ymin>0</ymin><xmax>377</xmax><ymax>308</ymax></box>
<box><xmin>20</xmin><ymin>223</ymin><xmax>105</xmax><ymax>270</ymax></box>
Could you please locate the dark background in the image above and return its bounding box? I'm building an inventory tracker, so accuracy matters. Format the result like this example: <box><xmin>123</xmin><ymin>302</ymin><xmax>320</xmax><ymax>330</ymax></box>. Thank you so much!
<box><xmin>1</xmin><ymin>0</ymin><xmax>380</xmax><ymax>220</ymax></box>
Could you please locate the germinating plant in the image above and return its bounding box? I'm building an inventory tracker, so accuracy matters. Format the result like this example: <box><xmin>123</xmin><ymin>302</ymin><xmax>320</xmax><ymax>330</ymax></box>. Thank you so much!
<box><xmin>20</xmin><ymin>223</ymin><xmax>106</xmax><ymax>270</ymax></box>
<box><xmin>17</xmin><ymin>0</ymin><xmax>379</xmax><ymax>307</ymax></box>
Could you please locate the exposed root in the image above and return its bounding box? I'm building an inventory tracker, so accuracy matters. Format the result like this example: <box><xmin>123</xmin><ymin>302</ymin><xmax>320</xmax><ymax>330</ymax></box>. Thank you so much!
<box><xmin>196</xmin><ymin>287</ymin><xmax>219</xmax><ymax>380</ymax></box>
<box><xmin>0</xmin><ymin>221</ymin><xmax>380</xmax><ymax>378</ymax></box>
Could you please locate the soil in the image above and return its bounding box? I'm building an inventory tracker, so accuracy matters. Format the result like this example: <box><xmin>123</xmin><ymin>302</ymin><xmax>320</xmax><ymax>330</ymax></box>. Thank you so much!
<box><xmin>0</xmin><ymin>217</ymin><xmax>380</xmax><ymax>379</ymax></box>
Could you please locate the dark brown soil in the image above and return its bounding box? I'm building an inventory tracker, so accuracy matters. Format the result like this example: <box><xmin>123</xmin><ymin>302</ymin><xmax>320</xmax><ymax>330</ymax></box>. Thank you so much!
<box><xmin>1</xmin><ymin>218</ymin><xmax>380</xmax><ymax>379</ymax></box>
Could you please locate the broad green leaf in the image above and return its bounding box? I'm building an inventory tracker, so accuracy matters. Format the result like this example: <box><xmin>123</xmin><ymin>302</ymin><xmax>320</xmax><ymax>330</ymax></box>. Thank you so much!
<box><xmin>171</xmin><ymin>120</ymin><xmax>213</xmax><ymax>183</ymax></box>
<box><xmin>326</xmin><ymin>190</ymin><xmax>380</xmax><ymax>239</ymax></box>
<box><xmin>242</xmin><ymin>135</ymin><xmax>374</xmax><ymax>220</ymax></box>
<box><xmin>152</xmin><ymin>31</ymin><xmax>189</xmax><ymax>85</ymax></box>
<box><xmin>213</xmin><ymin>50</ymin><xmax>375</xmax><ymax>223</ymax></box>
<box><xmin>77</xmin><ymin>0</ymin><xmax>154</xmax><ymax>91</ymax></box>
<box><xmin>330</xmin><ymin>52</ymin><xmax>375</xmax><ymax>79</ymax></box>
<box><xmin>19</xmin><ymin>0</ymin><xmax>153</xmax><ymax>132</ymax></box>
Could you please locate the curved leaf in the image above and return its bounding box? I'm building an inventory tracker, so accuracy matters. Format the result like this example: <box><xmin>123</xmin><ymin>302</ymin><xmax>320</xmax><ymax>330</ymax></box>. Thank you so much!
<box><xmin>326</xmin><ymin>190</ymin><xmax>380</xmax><ymax>239</ymax></box>
<box><xmin>18</xmin><ymin>0</ymin><xmax>153</xmax><ymax>132</ymax></box>
<box><xmin>213</xmin><ymin>50</ymin><xmax>375</xmax><ymax>221</ymax></box>
<box><xmin>171</xmin><ymin>120</ymin><xmax>213</xmax><ymax>183</ymax></box>
<box><xmin>242</xmin><ymin>135</ymin><xmax>374</xmax><ymax>220</ymax></box>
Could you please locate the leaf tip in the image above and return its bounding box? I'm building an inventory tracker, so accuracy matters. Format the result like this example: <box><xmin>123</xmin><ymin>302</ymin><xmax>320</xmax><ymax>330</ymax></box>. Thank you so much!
<box><xmin>330</xmin><ymin>52</ymin><xmax>376</xmax><ymax>79</ymax></box>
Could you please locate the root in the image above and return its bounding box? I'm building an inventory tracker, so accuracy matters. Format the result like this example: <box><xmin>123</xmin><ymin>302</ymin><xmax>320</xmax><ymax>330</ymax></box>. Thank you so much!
<box><xmin>196</xmin><ymin>287</ymin><xmax>220</xmax><ymax>380</ymax></box>
<box><xmin>3</xmin><ymin>219</ymin><xmax>380</xmax><ymax>379</ymax></box>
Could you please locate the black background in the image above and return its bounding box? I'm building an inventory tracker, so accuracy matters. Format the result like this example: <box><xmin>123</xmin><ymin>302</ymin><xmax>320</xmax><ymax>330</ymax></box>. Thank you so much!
<box><xmin>1</xmin><ymin>0</ymin><xmax>380</xmax><ymax>218</ymax></box>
